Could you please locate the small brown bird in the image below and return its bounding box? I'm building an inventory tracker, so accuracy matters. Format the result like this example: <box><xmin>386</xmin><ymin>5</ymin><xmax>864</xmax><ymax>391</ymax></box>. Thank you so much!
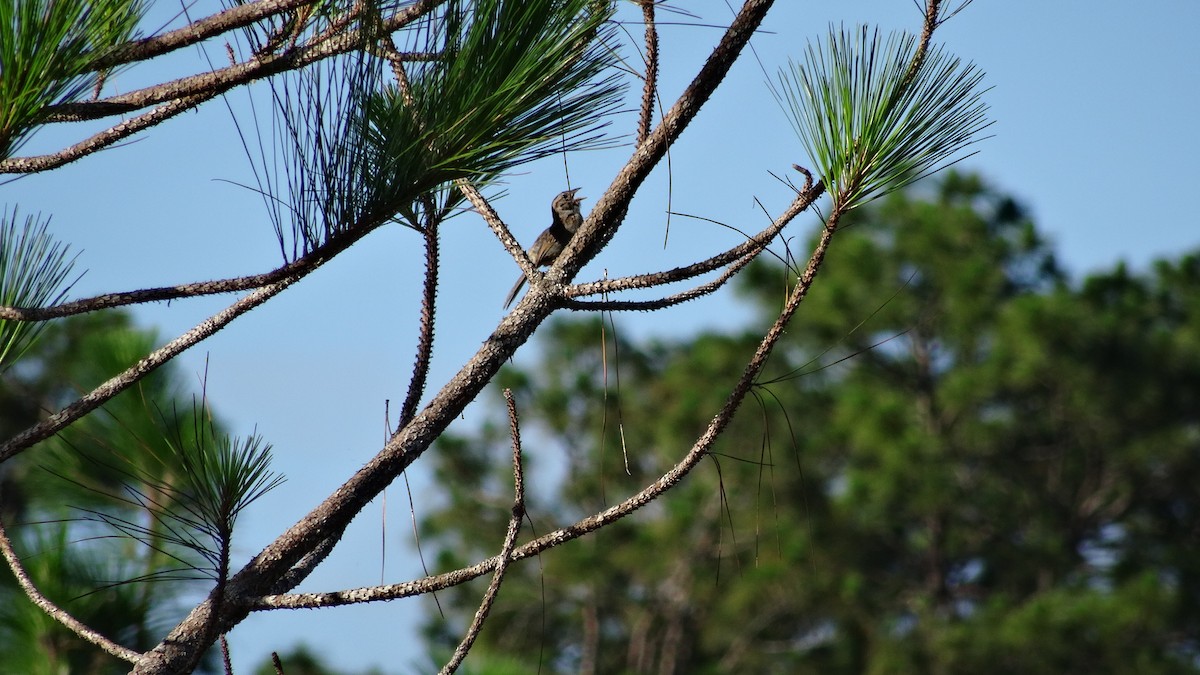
<box><xmin>503</xmin><ymin>188</ymin><xmax>585</xmax><ymax>308</ymax></box>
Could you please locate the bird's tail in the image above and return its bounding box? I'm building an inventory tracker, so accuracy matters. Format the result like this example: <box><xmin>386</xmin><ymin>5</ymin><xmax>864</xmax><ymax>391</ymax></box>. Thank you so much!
<box><xmin>503</xmin><ymin>275</ymin><xmax>527</xmax><ymax>309</ymax></box>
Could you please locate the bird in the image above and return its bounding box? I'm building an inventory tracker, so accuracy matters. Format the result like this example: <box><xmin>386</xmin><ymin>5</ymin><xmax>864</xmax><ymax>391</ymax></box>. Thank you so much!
<box><xmin>503</xmin><ymin>188</ymin><xmax>585</xmax><ymax>308</ymax></box>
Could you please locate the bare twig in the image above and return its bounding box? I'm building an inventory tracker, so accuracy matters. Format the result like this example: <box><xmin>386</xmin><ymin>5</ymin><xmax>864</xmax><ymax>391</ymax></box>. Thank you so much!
<box><xmin>563</xmin><ymin>246</ymin><xmax>757</xmax><ymax>312</ymax></box>
<box><xmin>0</xmin><ymin>224</ymin><xmax>372</xmax><ymax>321</ymax></box>
<box><xmin>253</xmin><ymin>203</ymin><xmax>849</xmax><ymax>612</ymax></box>
<box><xmin>438</xmin><ymin>390</ymin><xmax>527</xmax><ymax>674</ymax></box>
<box><xmin>0</xmin><ymin>273</ymin><xmax>301</xmax><ymax>463</ymax></box>
<box><xmin>0</xmin><ymin>1</ymin><xmax>445</xmax><ymax>174</ymax></box>
<box><xmin>219</xmin><ymin>635</ymin><xmax>233</xmax><ymax>675</ymax></box>
<box><xmin>566</xmin><ymin>175</ymin><xmax>822</xmax><ymax>305</ymax></box>
<box><xmin>458</xmin><ymin>181</ymin><xmax>533</xmax><ymax>279</ymax></box>
<box><xmin>399</xmin><ymin>205</ymin><xmax>441</xmax><ymax>428</ymax></box>
<box><xmin>93</xmin><ymin>0</ymin><xmax>316</xmax><ymax>71</ymax></box>
<box><xmin>265</xmin><ymin>535</ymin><xmax>339</xmax><ymax>596</ymax></box>
<box><xmin>374</xmin><ymin>43</ymin><xmax>458</xmax><ymax>431</ymax></box>
<box><xmin>900</xmin><ymin>0</ymin><xmax>942</xmax><ymax>94</ymax></box>
<box><xmin>0</xmin><ymin>94</ymin><xmax>208</xmax><ymax>174</ymax></box>
<box><xmin>636</xmin><ymin>0</ymin><xmax>659</xmax><ymax>146</ymax></box>
<box><xmin>0</xmin><ymin>515</ymin><xmax>141</xmax><ymax>664</ymax></box>
<box><xmin>131</xmin><ymin>5</ymin><xmax>779</xmax><ymax>671</ymax></box>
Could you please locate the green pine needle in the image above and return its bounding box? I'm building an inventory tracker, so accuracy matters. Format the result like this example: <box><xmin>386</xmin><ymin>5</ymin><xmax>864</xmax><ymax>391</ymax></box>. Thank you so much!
<box><xmin>0</xmin><ymin>208</ymin><xmax>77</xmax><ymax>370</ymax></box>
<box><xmin>180</xmin><ymin>432</ymin><xmax>284</xmax><ymax>574</ymax></box>
<box><xmin>0</xmin><ymin>0</ymin><xmax>145</xmax><ymax>159</ymax></box>
<box><xmin>81</xmin><ymin>426</ymin><xmax>284</xmax><ymax>577</ymax></box>
<box><xmin>773</xmin><ymin>26</ymin><xmax>992</xmax><ymax>211</ymax></box>
<box><xmin>350</xmin><ymin>0</ymin><xmax>623</xmax><ymax>226</ymax></box>
<box><xmin>259</xmin><ymin>0</ymin><xmax>623</xmax><ymax>252</ymax></box>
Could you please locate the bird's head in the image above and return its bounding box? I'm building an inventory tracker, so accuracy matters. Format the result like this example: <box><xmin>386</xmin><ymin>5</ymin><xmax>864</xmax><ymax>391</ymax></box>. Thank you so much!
<box><xmin>553</xmin><ymin>187</ymin><xmax>585</xmax><ymax>213</ymax></box>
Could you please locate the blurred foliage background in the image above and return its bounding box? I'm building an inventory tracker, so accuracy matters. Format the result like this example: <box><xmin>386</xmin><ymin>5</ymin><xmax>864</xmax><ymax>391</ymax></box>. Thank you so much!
<box><xmin>417</xmin><ymin>172</ymin><xmax>1200</xmax><ymax>675</ymax></box>
<box><xmin>3</xmin><ymin>173</ymin><xmax>1197</xmax><ymax>674</ymax></box>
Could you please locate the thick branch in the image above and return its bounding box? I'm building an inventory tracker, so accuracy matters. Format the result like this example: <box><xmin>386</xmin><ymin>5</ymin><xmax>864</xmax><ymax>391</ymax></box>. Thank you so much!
<box><xmin>254</xmin><ymin>203</ymin><xmax>848</xmax><ymax>613</ymax></box>
<box><xmin>0</xmin><ymin>214</ymin><xmax>393</xmax><ymax>461</ymax></box>
<box><xmin>91</xmin><ymin>0</ymin><xmax>316</xmax><ymax>71</ymax></box>
<box><xmin>526</xmin><ymin>0</ymin><xmax>778</xmax><ymax>310</ymax></box>
<box><xmin>0</xmin><ymin>1</ymin><xmax>444</xmax><ymax>174</ymax></box>
<box><xmin>130</xmin><ymin>3</ymin><xmax>777</xmax><ymax>673</ymax></box>
<box><xmin>0</xmin><ymin>232</ymin><xmax>360</xmax><ymax>321</ymax></box>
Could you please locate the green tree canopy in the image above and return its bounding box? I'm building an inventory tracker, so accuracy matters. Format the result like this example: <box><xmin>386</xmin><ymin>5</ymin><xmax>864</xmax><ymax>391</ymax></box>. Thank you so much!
<box><xmin>0</xmin><ymin>312</ymin><xmax>230</xmax><ymax>674</ymax></box>
<box><xmin>420</xmin><ymin>173</ymin><xmax>1200</xmax><ymax>674</ymax></box>
<box><xmin>0</xmin><ymin>2</ymin><xmax>995</xmax><ymax>669</ymax></box>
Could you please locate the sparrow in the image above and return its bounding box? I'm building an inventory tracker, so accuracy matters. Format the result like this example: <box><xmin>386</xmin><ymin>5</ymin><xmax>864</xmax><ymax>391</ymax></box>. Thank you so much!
<box><xmin>503</xmin><ymin>188</ymin><xmax>585</xmax><ymax>308</ymax></box>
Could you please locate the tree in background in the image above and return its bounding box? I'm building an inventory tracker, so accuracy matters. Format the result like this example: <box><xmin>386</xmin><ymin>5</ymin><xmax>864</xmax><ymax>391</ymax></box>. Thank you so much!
<box><xmin>0</xmin><ymin>312</ymin><xmax>232</xmax><ymax>674</ymax></box>
<box><xmin>0</xmin><ymin>0</ymin><xmax>991</xmax><ymax>672</ymax></box>
<box><xmin>421</xmin><ymin>173</ymin><xmax>1200</xmax><ymax>674</ymax></box>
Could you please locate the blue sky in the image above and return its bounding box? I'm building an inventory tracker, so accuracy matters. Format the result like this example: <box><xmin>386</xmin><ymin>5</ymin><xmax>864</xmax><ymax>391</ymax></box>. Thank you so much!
<box><xmin>6</xmin><ymin>1</ymin><xmax>1200</xmax><ymax>673</ymax></box>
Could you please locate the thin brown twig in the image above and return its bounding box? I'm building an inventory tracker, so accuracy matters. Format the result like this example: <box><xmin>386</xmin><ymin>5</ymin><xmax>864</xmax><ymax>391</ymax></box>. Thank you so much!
<box><xmin>0</xmin><ymin>93</ymin><xmax>208</xmax><ymax>174</ymax></box>
<box><xmin>0</xmin><ymin>514</ymin><xmax>142</xmax><ymax>664</ymax></box>
<box><xmin>219</xmin><ymin>635</ymin><xmax>232</xmax><ymax>675</ymax></box>
<box><xmin>438</xmin><ymin>390</ymin><xmax>527</xmax><ymax>674</ymax></box>
<box><xmin>636</xmin><ymin>0</ymin><xmax>659</xmax><ymax>146</ymax></box>
<box><xmin>129</xmin><ymin>4</ymin><xmax>779</xmax><ymax>672</ymax></box>
<box><xmin>45</xmin><ymin>1</ymin><xmax>441</xmax><ymax>123</ymax></box>
<box><xmin>375</xmin><ymin>38</ymin><xmax>454</xmax><ymax>431</ymax></box>
<box><xmin>566</xmin><ymin>174</ymin><xmax>821</xmax><ymax>305</ymax></box>
<box><xmin>900</xmin><ymin>0</ymin><xmax>942</xmax><ymax>94</ymax></box>
<box><xmin>563</xmin><ymin>246</ymin><xmax>757</xmax><ymax>312</ymax></box>
<box><xmin>0</xmin><ymin>2</ymin><xmax>445</xmax><ymax>175</ymax></box>
<box><xmin>399</xmin><ymin>203</ymin><xmax>441</xmax><ymax>428</ymax></box>
<box><xmin>0</xmin><ymin>225</ymin><xmax>371</xmax><ymax>321</ymax></box>
<box><xmin>265</xmin><ymin>536</ymin><xmax>339</xmax><ymax>596</ymax></box>
<box><xmin>0</xmin><ymin>271</ymin><xmax>303</xmax><ymax>463</ymax></box>
<box><xmin>91</xmin><ymin>0</ymin><xmax>316</xmax><ymax>71</ymax></box>
<box><xmin>376</xmin><ymin>31</ymin><xmax>416</xmax><ymax>98</ymax></box>
<box><xmin>458</xmin><ymin>181</ymin><xmax>532</xmax><ymax>280</ymax></box>
<box><xmin>253</xmin><ymin>203</ymin><xmax>849</xmax><ymax>613</ymax></box>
